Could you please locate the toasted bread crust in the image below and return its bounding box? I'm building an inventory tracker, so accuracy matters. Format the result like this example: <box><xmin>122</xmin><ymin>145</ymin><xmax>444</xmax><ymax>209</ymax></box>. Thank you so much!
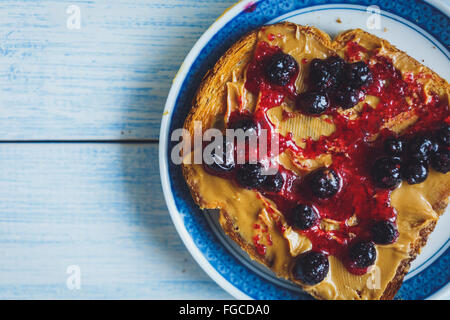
<box><xmin>380</xmin><ymin>220</ymin><xmax>437</xmax><ymax>300</ymax></box>
<box><xmin>182</xmin><ymin>22</ymin><xmax>449</xmax><ymax>300</ymax></box>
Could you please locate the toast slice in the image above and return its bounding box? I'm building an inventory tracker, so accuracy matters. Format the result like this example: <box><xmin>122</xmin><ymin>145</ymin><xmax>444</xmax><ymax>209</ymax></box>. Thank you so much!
<box><xmin>181</xmin><ymin>22</ymin><xmax>450</xmax><ymax>300</ymax></box>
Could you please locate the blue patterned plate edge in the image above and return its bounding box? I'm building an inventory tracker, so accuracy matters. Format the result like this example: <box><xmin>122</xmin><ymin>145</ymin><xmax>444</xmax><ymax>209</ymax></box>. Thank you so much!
<box><xmin>159</xmin><ymin>0</ymin><xmax>450</xmax><ymax>300</ymax></box>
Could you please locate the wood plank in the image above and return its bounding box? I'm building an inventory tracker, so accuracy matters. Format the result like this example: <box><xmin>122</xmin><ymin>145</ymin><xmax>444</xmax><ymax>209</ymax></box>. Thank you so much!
<box><xmin>0</xmin><ymin>0</ymin><xmax>236</xmax><ymax>140</ymax></box>
<box><xmin>0</xmin><ymin>142</ymin><xmax>232</xmax><ymax>299</ymax></box>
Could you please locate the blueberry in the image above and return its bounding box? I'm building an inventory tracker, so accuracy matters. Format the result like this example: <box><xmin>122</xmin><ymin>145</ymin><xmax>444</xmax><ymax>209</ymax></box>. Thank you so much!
<box><xmin>333</xmin><ymin>86</ymin><xmax>361</xmax><ymax>109</ymax></box>
<box><xmin>204</xmin><ymin>139</ymin><xmax>235</xmax><ymax>174</ymax></box>
<box><xmin>384</xmin><ymin>137</ymin><xmax>405</xmax><ymax>157</ymax></box>
<box><xmin>296</xmin><ymin>92</ymin><xmax>330</xmax><ymax>114</ymax></box>
<box><xmin>309</xmin><ymin>56</ymin><xmax>346</xmax><ymax>91</ymax></box>
<box><xmin>228</xmin><ymin>115</ymin><xmax>258</xmax><ymax>134</ymax></box>
<box><xmin>235</xmin><ymin>163</ymin><xmax>267</xmax><ymax>189</ymax></box>
<box><xmin>430</xmin><ymin>139</ymin><xmax>440</xmax><ymax>155</ymax></box>
<box><xmin>292</xmin><ymin>251</ymin><xmax>329</xmax><ymax>285</ymax></box>
<box><xmin>309</xmin><ymin>59</ymin><xmax>335</xmax><ymax>91</ymax></box>
<box><xmin>349</xmin><ymin>241</ymin><xmax>377</xmax><ymax>268</ymax></box>
<box><xmin>325</xmin><ymin>56</ymin><xmax>345</xmax><ymax>75</ymax></box>
<box><xmin>344</xmin><ymin>61</ymin><xmax>373</xmax><ymax>88</ymax></box>
<box><xmin>407</xmin><ymin>135</ymin><xmax>434</xmax><ymax>162</ymax></box>
<box><xmin>436</xmin><ymin>124</ymin><xmax>450</xmax><ymax>147</ymax></box>
<box><xmin>371</xmin><ymin>221</ymin><xmax>399</xmax><ymax>244</ymax></box>
<box><xmin>402</xmin><ymin>160</ymin><xmax>428</xmax><ymax>185</ymax></box>
<box><xmin>431</xmin><ymin>148</ymin><xmax>450</xmax><ymax>173</ymax></box>
<box><xmin>371</xmin><ymin>157</ymin><xmax>402</xmax><ymax>189</ymax></box>
<box><xmin>291</xmin><ymin>204</ymin><xmax>319</xmax><ymax>230</ymax></box>
<box><xmin>266</xmin><ymin>52</ymin><xmax>299</xmax><ymax>86</ymax></box>
<box><xmin>261</xmin><ymin>171</ymin><xmax>284</xmax><ymax>193</ymax></box>
<box><xmin>309</xmin><ymin>168</ymin><xmax>341</xmax><ymax>199</ymax></box>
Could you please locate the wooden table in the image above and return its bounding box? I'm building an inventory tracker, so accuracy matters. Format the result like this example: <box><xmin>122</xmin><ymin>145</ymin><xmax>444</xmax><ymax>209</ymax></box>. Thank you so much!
<box><xmin>0</xmin><ymin>0</ymin><xmax>237</xmax><ymax>299</ymax></box>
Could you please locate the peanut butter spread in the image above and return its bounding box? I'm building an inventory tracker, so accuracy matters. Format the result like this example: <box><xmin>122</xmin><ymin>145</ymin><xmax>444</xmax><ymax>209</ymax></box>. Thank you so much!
<box><xmin>183</xmin><ymin>23</ymin><xmax>450</xmax><ymax>300</ymax></box>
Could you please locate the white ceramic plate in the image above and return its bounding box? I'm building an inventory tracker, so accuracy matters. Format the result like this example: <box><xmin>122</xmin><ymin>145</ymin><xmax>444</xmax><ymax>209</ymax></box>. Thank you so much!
<box><xmin>160</xmin><ymin>0</ymin><xmax>450</xmax><ymax>300</ymax></box>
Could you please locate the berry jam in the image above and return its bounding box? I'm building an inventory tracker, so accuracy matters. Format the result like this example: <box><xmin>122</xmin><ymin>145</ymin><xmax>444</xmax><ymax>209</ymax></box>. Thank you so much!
<box><xmin>346</xmin><ymin>41</ymin><xmax>367</xmax><ymax>62</ymax></box>
<box><xmin>207</xmin><ymin>41</ymin><xmax>449</xmax><ymax>275</ymax></box>
<box><xmin>245</xmin><ymin>41</ymin><xmax>298</xmax><ymax>108</ymax></box>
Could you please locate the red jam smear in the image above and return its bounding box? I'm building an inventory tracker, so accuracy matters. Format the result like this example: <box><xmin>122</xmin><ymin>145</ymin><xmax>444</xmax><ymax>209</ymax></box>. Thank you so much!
<box><xmin>252</xmin><ymin>222</ymin><xmax>272</xmax><ymax>256</ymax></box>
<box><xmin>253</xmin><ymin>234</ymin><xmax>267</xmax><ymax>256</ymax></box>
<box><xmin>346</xmin><ymin>41</ymin><xmax>367</xmax><ymax>62</ymax></box>
<box><xmin>209</xmin><ymin>41</ymin><xmax>449</xmax><ymax>274</ymax></box>
<box><xmin>245</xmin><ymin>41</ymin><xmax>298</xmax><ymax>109</ymax></box>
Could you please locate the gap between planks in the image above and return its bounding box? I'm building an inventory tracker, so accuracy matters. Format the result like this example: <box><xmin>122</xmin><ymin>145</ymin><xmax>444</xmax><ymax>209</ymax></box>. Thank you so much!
<box><xmin>0</xmin><ymin>139</ymin><xmax>159</xmax><ymax>144</ymax></box>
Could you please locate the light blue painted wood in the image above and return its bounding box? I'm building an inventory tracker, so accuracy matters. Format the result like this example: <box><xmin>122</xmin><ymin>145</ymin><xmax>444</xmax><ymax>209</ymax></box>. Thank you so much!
<box><xmin>0</xmin><ymin>0</ymin><xmax>236</xmax><ymax>140</ymax></box>
<box><xmin>0</xmin><ymin>0</ymin><xmax>447</xmax><ymax>301</ymax></box>
<box><xmin>0</xmin><ymin>0</ymin><xmax>240</xmax><ymax>299</ymax></box>
<box><xmin>0</xmin><ymin>143</ymin><xmax>232</xmax><ymax>299</ymax></box>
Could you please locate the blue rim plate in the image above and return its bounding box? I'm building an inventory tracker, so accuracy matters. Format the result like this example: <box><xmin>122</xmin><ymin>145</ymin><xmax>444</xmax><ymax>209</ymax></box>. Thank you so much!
<box><xmin>159</xmin><ymin>0</ymin><xmax>450</xmax><ymax>300</ymax></box>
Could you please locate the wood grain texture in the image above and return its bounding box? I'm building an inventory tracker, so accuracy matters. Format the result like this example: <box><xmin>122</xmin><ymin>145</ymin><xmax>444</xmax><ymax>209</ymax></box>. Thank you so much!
<box><xmin>0</xmin><ymin>143</ymin><xmax>231</xmax><ymax>299</ymax></box>
<box><xmin>0</xmin><ymin>0</ymin><xmax>241</xmax><ymax>299</ymax></box>
<box><xmin>0</xmin><ymin>0</ymin><xmax>236</xmax><ymax>140</ymax></box>
<box><xmin>0</xmin><ymin>0</ymin><xmax>448</xmax><ymax>301</ymax></box>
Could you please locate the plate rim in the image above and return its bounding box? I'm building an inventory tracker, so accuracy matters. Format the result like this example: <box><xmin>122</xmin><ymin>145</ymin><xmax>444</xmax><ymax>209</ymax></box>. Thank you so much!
<box><xmin>159</xmin><ymin>0</ymin><xmax>254</xmax><ymax>300</ymax></box>
<box><xmin>159</xmin><ymin>0</ymin><xmax>450</xmax><ymax>300</ymax></box>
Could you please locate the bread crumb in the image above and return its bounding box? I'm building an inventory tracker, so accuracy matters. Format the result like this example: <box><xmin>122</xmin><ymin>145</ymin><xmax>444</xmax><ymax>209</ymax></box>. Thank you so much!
<box><xmin>383</xmin><ymin>27</ymin><xmax>388</xmax><ymax>32</ymax></box>
<box><xmin>336</xmin><ymin>18</ymin><xmax>342</xmax><ymax>23</ymax></box>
